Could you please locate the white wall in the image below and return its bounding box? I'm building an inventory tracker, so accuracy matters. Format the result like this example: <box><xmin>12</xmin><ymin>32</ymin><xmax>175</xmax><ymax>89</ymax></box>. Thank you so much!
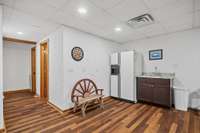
<box><xmin>3</xmin><ymin>41</ymin><xmax>33</xmax><ymax>91</ymax></box>
<box><xmin>36</xmin><ymin>28</ymin><xmax>65</xmax><ymax>108</ymax></box>
<box><xmin>62</xmin><ymin>27</ymin><xmax>120</xmax><ymax>109</ymax></box>
<box><xmin>0</xmin><ymin>5</ymin><xmax>3</xmax><ymax>129</ymax></box>
<box><xmin>122</xmin><ymin>28</ymin><xmax>200</xmax><ymax>109</ymax></box>
<box><xmin>36</xmin><ymin>26</ymin><xmax>120</xmax><ymax>110</ymax></box>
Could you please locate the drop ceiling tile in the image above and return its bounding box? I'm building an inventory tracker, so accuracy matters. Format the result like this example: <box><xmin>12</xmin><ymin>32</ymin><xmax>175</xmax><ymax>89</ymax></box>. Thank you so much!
<box><xmin>3</xmin><ymin>7</ymin><xmax>60</xmax><ymax>41</ymax></box>
<box><xmin>162</xmin><ymin>12</ymin><xmax>193</xmax><ymax>33</ymax></box>
<box><xmin>152</xmin><ymin>0</ymin><xmax>193</xmax><ymax>23</ymax></box>
<box><xmin>3</xmin><ymin>21</ymin><xmax>43</xmax><ymax>41</ymax></box>
<box><xmin>105</xmin><ymin>24</ymin><xmax>147</xmax><ymax>43</ymax></box>
<box><xmin>60</xmin><ymin>0</ymin><xmax>119</xmax><ymax>29</ymax></box>
<box><xmin>135</xmin><ymin>23</ymin><xmax>166</xmax><ymax>37</ymax></box>
<box><xmin>60</xmin><ymin>0</ymin><xmax>91</xmax><ymax>18</ymax></box>
<box><xmin>47</xmin><ymin>11</ymin><xmax>68</xmax><ymax>25</ymax></box>
<box><xmin>168</xmin><ymin>24</ymin><xmax>193</xmax><ymax>33</ymax></box>
<box><xmin>8</xmin><ymin>8</ymin><xmax>59</xmax><ymax>32</ymax></box>
<box><xmin>48</xmin><ymin>9</ymin><xmax>106</xmax><ymax>37</ymax></box>
<box><xmin>107</xmin><ymin>0</ymin><xmax>149</xmax><ymax>21</ymax></box>
<box><xmin>6</xmin><ymin>7</ymin><xmax>58</xmax><ymax>27</ymax></box>
<box><xmin>143</xmin><ymin>0</ymin><xmax>177</xmax><ymax>10</ymax></box>
<box><xmin>43</xmin><ymin>0</ymin><xmax>70</xmax><ymax>9</ymax></box>
<box><xmin>89</xmin><ymin>23</ymin><xmax>135</xmax><ymax>39</ymax></box>
<box><xmin>107</xmin><ymin>31</ymin><xmax>146</xmax><ymax>43</ymax></box>
<box><xmin>130</xmin><ymin>32</ymin><xmax>147</xmax><ymax>41</ymax></box>
<box><xmin>125</xmin><ymin>31</ymin><xmax>147</xmax><ymax>42</ymax></box>
<box><xmin>84</xmin><ymin>11</ymin><xmax>119</xmax><ymax>30</ymax></box>
<box><xmin>12</xmin><ymin>0</ymin><xmax>58</xmax><ymax>19</ymax></box>
<box><xmin>102</xmin><ymin>23</ymin><xmax>134</xmax><ymax>36</ymax></box>
<box><xmin>88</xmin><ymin>0</ymin><xmax>123</xmax><ymax>10</ymax></box>
<box><xmin>3</xmin><ymin>20</ymin><xmax>56</xmax><ymax>41</ymax></box>
<box><xmin>49</xmin><ymin>11</ymin><xmax>87</xmax><ymax>29</ymax></box>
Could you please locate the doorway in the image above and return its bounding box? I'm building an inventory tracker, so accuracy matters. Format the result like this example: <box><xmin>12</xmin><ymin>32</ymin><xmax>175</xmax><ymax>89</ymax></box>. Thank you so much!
<box><xmin>31</xmin><ymin>47</ymin><xmax>36</xmax><ymax>94</ymax></box>
<box><xmin>40</xmin><ymin>41</ymin><xmax>49</xmax><ymax>99</ymax></box>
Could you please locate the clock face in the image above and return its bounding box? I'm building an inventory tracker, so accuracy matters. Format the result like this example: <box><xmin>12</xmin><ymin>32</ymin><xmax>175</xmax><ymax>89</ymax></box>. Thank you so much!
<box><xmin>71</xmin><ymin>47</ymin><xmax>84</xmax><ymax>61</ymax></box>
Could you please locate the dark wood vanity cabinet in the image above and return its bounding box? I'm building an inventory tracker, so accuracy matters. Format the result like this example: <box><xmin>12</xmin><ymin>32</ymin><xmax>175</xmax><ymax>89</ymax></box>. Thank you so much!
<box><xmin>137</xmin><ymin>77</ymin><xmax>172</xmax><ymax>107</ymax></box>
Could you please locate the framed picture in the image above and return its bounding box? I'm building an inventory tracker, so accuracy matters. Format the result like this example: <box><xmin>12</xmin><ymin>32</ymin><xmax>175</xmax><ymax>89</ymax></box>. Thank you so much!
<box><xmin>71</xmin><ymin>47</ymin><xmax>84</xmax><ymax>61</ymax></box>
<box><xmin>149</xmin><ymin>49</ymin><xmax>163</xmax><ymax>60</ymax></box>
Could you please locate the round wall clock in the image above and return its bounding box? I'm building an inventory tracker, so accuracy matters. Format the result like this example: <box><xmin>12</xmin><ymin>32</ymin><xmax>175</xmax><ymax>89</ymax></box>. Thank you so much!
<box><xmin>71</xmin><ymin>47</ymin><xmax>84</xmax><ymax>61</ymax></box>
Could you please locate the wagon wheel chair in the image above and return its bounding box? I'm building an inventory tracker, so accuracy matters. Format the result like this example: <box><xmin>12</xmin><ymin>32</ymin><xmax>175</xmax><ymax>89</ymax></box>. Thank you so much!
<box><xmin>71</xmin><ymin>79</ymin><xmax>104</xmax><ymax>117</ymax></box>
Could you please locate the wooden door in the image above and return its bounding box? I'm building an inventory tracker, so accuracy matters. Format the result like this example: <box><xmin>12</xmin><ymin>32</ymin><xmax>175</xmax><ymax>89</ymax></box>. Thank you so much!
<box><xmin>40</xmin><ymin>42</ymin><xmax>49</xmax><ymax>99</ymax></box>
<box><xmin>31</xmin><ymin>47</ymin><xmax>36</xmax><ymax>94</ymax></box>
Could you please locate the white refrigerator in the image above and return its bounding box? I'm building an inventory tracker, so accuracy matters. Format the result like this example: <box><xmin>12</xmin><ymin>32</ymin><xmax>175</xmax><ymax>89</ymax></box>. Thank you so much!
<box><xmin>110</xmin><ymin>51</ymin><xmax>142</xmax><ymax>102</ymax></box>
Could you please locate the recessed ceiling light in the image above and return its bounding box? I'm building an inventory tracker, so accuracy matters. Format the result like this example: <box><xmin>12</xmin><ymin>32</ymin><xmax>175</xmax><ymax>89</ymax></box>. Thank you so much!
<box><xmin>114</xmin><ymin>27</ymin><xmax>122</xmax><ymax>32</ymax></box>
<box><xmin>78</xmin><ymin>7</ymin><xmax>87</xmax><ymax>14</ymax></box>
<box><xmin>17</xmin><ymin>32</ymin><xmax>24</xmax><ymax>35</ymax></box>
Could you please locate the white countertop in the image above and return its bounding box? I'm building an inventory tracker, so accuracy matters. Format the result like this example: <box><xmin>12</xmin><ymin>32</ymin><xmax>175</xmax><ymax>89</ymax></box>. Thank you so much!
<box><xmin>137</xmin><ymin>73</ymin><xmax>175</xmax><ymax>79</ymax></box>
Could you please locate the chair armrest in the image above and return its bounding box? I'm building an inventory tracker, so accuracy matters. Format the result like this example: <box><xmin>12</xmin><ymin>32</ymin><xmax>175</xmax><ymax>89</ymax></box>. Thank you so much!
<box><xmin>97</xmin><ymin>89</ymin><xmax>104</xmax><ymax>95</ymax></box>
<box><xmin>73</xmin><ymin>95</ymin><xmax>82</xmax><ymax>103</ymax></box>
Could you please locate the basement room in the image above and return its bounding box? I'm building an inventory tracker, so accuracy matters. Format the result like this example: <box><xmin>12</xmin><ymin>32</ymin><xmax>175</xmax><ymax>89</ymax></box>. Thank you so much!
<box><xmin>0</xmin><ymin>0</ymin><xmax>199</xmax><ymax>133</ymax></box>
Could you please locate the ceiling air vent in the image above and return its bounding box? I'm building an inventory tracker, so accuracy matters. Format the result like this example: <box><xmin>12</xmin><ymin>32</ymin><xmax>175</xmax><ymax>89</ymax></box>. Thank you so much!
<box><xmin>127</xmin><ymin>14</ymin><xmax>154</xmax><ymax>28</ymax></box>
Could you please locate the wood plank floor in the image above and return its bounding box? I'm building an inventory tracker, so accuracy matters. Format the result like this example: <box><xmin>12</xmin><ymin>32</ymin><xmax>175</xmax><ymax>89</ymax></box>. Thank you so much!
<box><xmin>3</xmin><ymin>91</ymin><xmax>200</xmax><ymax>133</ymax></box>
